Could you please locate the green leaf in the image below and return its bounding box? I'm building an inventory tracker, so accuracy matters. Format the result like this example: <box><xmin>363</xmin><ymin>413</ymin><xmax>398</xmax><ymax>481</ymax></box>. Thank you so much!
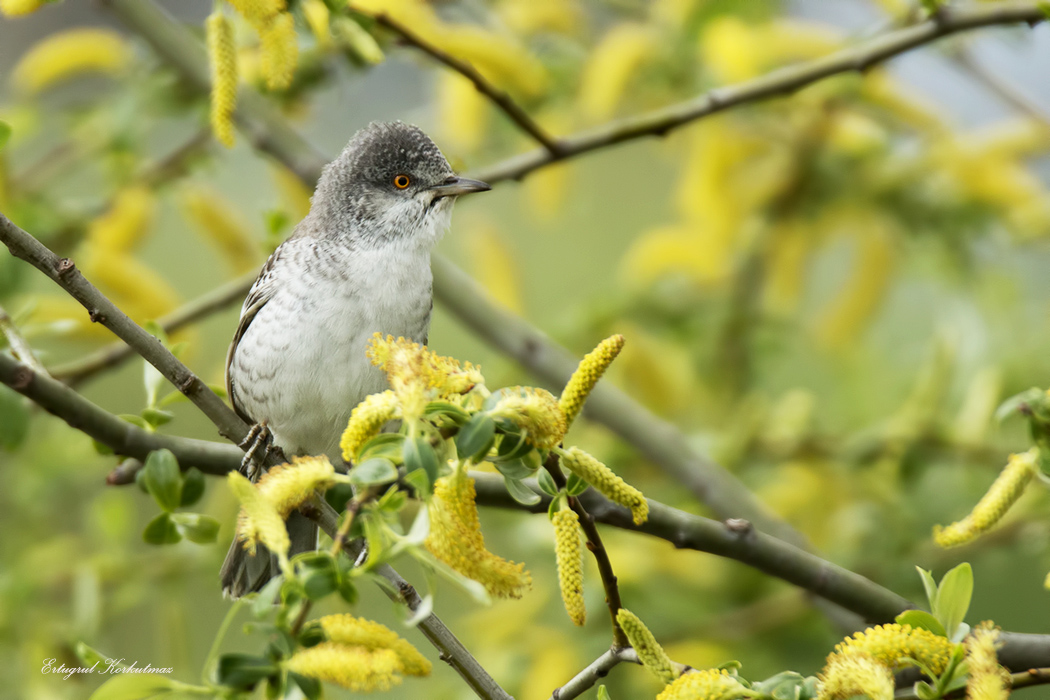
<box><xmin>170</xmin><ymin>512</ymin><xmax>220</xmax><ymax>544</ymax></box>
<box><xmin>215</xmin><ymin>654</ymin><xmax>277</xmax><ymax>690</ymax></box>
<box><xmin>0</xmin><ymin>385</ymin><xmax>30</xmax><ymax>451</ymax></box>
<box><xmin>140</xmin><ymin>407</ymin><xmax>174</xmax><ymax>428</ymax></box>
<box><xmin>325</xmin><ymin>482</ymin><xmax>356</xmax><ymax>512</ymax></box>
<box><xmin>179</xmin><ymin>467</ymin><xmax>205</xmax><ymax>507</ymax></box>
<box><xmin>913</xmin><ymin>680</ymin><xmax>938</xmax><ymax>700</ymax></box>
<box><xmin>302</xmin><ymin>566</ymin><xmax>338</xmax><ymax>600</ymax></box>
<box><xmin>565</xmin><ymin>472</ymin><xmax>589</xmax><ymax>497</ymax></box>
<box><xmin>338</xmin><ymin>577</ymin><xmax>358</xmax><ymax>604</ymax></box>
<box><xmin>403</xmin><ymin>437</ymin><xmax>440</xmax><ymax>484</ymax></box>
<box><xmin>142</xmin><ymin>358</ymin><xmax>166</xmax><ymax>410</ymax></box>
<box><xmin>87</xmin><ymin>674</ymin><xmax>180</xmax><ymax>700</ymax></box>
<box><xmin>142</xmin><ymin>512</ymin><xmax>181</xmax><ymax>545</ymax></box>
<box><xmin>402</xmin><ymin>467</ymin><xmax>431</xmax><ymax>496</ymax></box>
<box><xmin>895</xmin><ymin>610</ymin><xmax>947</xmax><ymax>638</ymax></box>
<box><xmin>289</xmin><ymin>672</ymin><xmax>322</xmax><ymax>700</ymax></box>
<box><xmin>916</xmin><ymin>566</ymin><xmax>939</xmax><ymax>611</ymax></box>
<box><xmin>142</xmin><ymin>449</ymin><xmax>182</xmax><ymax>512</ymax></box>
<box><xmin>456</xmin><ymin>413</ymin><xmax>496</xmax><ymax>462</ymax></box>
<box><xmin>536</xmin><ymin>469</ymin><xmax>559</xmax><ymax>496</ymax></box>
<box><xmin>358</xmin><ymin>432</ymin><xmax>405</xmax><ymax>463</ymax></box>
<box><xmin>995</xmin><ymin>388</ymin><xmax>1043</xmax><ymax>423</ymax></box>
<box><xmin>494</xmin><ymin>457</ymin><xmax>538</xmax><ymax>480</ymax></box>
<box><xmin>597</xmin><ymin>686</ymin><xmax>612</xmax><ymax>700</ymax></box>
<box><xmin>935</xmin><ymin>563</ymin><xmax>973</xmax><ymax>639</ymax></box>
<box><xmin>349</xmin><ymin>457</ymin><xmax>399</xmax><ymax>486</ymax></box>
<box><xmin>0</xmin><ymin>120</ymin><xmax>11</xmax><ymax>151</ymax></box>
<box><xmin>425</xmin><ymin>401</ymin><xmax>470</xmax><ymax>424</ymax></box>
<box><xmin>503</xmin><ymin>476</ymin><xmax>541</xmax><ymax>506</ymax></box>
<box><xmin>251</xmin><ymin>575</ymin><xmax>284</xmax><ymax>618</ymax></box>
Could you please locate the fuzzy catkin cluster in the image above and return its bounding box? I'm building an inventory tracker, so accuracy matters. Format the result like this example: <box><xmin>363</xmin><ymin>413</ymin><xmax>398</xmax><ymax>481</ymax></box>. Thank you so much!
<box><xmin>965</xmin><ymin>623</ymin><xmax>1010</xmax><ymax>700</ymax></box>
<box><xmin>426</xmin><ymin>471</ymin><xmax>532</xmax><ymax>598</ymax></box>
<box><xmin>561</xmin><ymin>447</ymin><xmax>648</xmax><ymax>525</ymax></box>
<box><xmin>817</xmin><ymin>653</ymin><xmax>893</xmax><ymax>700</ymax></box>
<box><xmin>616</xmin><ymin>609</ymin><xmax>676</xmax><ymax>683</ymax></box>
<box><xmin>559</xmin><ymin>334</ymin><xmax>624</xmax><ymax>428</ymax></box>
<box><xmin>340</xmin><ymin>391</ymin><xmax>401</xmax><ymax>462</ymax></box>
<box><xmin>228</xmin><ymin>471</ymin><xmax>290</xmax><ymax>559</ymax></box>
<box><xmin>206</xmin><ymin>11</ymin><xmax>237</xmax><ymax>148</ymax></box>
<box><xmin>255</xmin><ymin>456</ymin><xmax>336</xmax><ymax>517</ymax></box>
<box><xmin>286</xmin><ymin>643</ymin><xmax>403</xmax><ymax>692</ymax></box>
<box><xmin>319</xmin><ymin>615</ymin><xmax>432</xmax><ymax>677</ymax></box>
<box><xmin>656</xmin><ymin>668</ymin><xmax>756</xmax><ymax>700</ymax></box>
<box><xmin>934</xmin><ymin>448</ymin><xmax>1038</xmax><ymax>547</ymax></box>
<box><xmin>552</xmin><ymin>509</ymin><xmax>585</xmax><ymax>626</ymax></box>
<box><xmin>491</xmin><ymin>387</ymin><xmax>567</xmax><ymax>449</ymax></box>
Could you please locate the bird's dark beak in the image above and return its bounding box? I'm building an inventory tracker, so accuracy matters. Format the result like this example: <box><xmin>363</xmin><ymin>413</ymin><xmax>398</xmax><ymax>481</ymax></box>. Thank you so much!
<box><xmin>429</xmin><ymin>176</ymin><xmax>491</xmax><ymax>199</ymax></box>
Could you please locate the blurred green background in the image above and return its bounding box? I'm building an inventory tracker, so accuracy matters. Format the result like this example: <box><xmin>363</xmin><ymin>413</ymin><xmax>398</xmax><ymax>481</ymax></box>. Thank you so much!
<box><xmin>2</xmin><ymin>0</ymin><xmax>1050</xmax><ymax>698</ymax></box>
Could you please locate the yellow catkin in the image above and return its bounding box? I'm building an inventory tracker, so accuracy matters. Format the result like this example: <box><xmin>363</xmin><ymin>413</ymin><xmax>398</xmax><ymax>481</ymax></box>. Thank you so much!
<box><xmin>12</xmin><ymin>28</ymin><xmax>131</xmax><ymax>93</ymax></box>
<box><xmin>559</xmin><ymin>335</ymin><xmax>625</xmax><ymax>428</ymax></box>
<box><xmin>332</xmin><ymin>16</ymin><xmax>385</xmax><ymax>65</ymax></box>
<box><xmin>561</xmin><ymin>447</ymin><xmax>648</xmax><ymax>525</ymax></box>
<box><xmin>341</xmin><ymin>391</ymin><xmax>401</xmax><ymax>463</ymax></box>
<box><xmin>828</xmin><ymin>623</ymin><xmax>955</xmax><ymax>676</ymax></box>
<box><xmin>269</xmin><ymin>162</ymin><xmax>313</xmax><ymax>219</ymax></box>
<box><xmin>817</xmin><ymin>652</ymin><xmax>894</xmax><ymax>700</ymax></box>
<box><xmin>301</xmin><ymin>0</ymin><xmax>332</xmax><ymax>49</ymax></box>
<box><xmin>255</xmin><ymin>455</ymin><xmax>336</xmax><ymax>518</ymax></box>
<box><xmin>657</xmin><ymin>668</ymin><xmax>756</xmax><ymax>700</ymax></box>
<box><xmin>366</xmin><ymin>334</ymin><xmax>484</xmax><ymax>416</ymax></box>
<box><xmin>226</xmin><ymin>0</ymin><xmax>284</xmax><ymax>27</ymax></box>
<box><xmin>285</xmin><ymin>642</ymin><xmax>403</xmax><ymax>692</ymax></box>
<box><xmin>86</xmin><ymin>186</ymin><xmax>156</xmax><ymax>253</ymax></box>
<box><xmin>616</xmin><ymin>609</ymin><xmax>676</xmax><ymax>683</ymax></box>
<box><xmin>228</xmin><ymin>471</ymin><xmax>290</xmax><ymax>559</ymax></box>
<box><xmin>491</xmin><ymin>387</ymin><xmax>567</xmax><ymax>449</ymax></box>
<box><xmin>79</xmin><ymin>249</ymin><xmax>180</xmax><ymax>320</ymax></box>
<box><xmin>206</xmin><ymin>11</ymin><xmax>238</xmax><ymax>149</ymax></box>
<box><xmin>259</xmin><ymin>12</ymin><xmax>298</xmax><ymax>90</ymax></box>
<box><xmin>179</xmin><ymin>186</ymin><xmax>260</xmax><ymax>272</ymax></box>
<box><xmin>578</xmin><ymin>23</ymin><xmax>657</xmax><ymax>120</ymax></box>
<box><xmin>0</xmin><ymin>0</ymin><xmax>42</xmax><ymax>17</ymax></box>
<box><xmin>318</xmin><ymin>615</ymin><xmax>431</xmax><ymax>676</ymax></box>
<box><xmin>965</xmin><ymin>623</ymin><xmax>1010</xmax><ymax>700</ymax></box>
<box><xmin>934</xmin><ymin>449</ymin><xmax>1039</xmax><ymax>548</ymax></box>
<box><xmin>552</xmin><ymin>509</ymin><xmax>585</xmax><ymax>626</ymax></box>
<box><xmin>426</xmin><ymin>471</ymin><xmax>532</xmax><ymax>598</ymax></box>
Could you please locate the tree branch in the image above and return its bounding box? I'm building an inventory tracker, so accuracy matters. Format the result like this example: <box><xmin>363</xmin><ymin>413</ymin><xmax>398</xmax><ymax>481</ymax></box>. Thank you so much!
<box><xmin>48</xmin><ymin>268</ymin><xmax>257</xmax><ymax>386</ymax></box>
<box><xmin>347</xmin><ymin>4</ymin><xmax>562</xmax><ymax>154</ymax></box>
<box><xmin>547</xmin><ymin>647</ymin><xmax>639</xmax><ymax>700</ymax></box>
<box><xmin>0</xmin><ymin>302</ymin><xmax>47</xmax><ymax>375</ymax></box>
<box><xmin>304</xmin><ymin>498</ymin><xmax>514</xmax><ymax>700</ymax></box>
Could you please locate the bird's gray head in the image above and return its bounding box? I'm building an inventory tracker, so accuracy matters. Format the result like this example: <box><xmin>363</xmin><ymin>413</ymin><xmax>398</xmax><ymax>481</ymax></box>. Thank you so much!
<box><xmin>307</xmin><ymin>121</ymin><xmax>489</xmax><ymax>247</ymax></box>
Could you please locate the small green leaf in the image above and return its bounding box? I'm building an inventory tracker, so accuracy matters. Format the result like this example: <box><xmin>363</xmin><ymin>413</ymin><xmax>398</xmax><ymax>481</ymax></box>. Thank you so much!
<box><xmin>142</xmin><ymin>359</ymin><xmax>166</xmax><ymax>410</ymax></box>
<box><xmin>895</xmin><ymin>610</ymin><xmax>947</xmax><ymax>638</ymax></box>
<box><xmin>140</xmin><ymin>407</ymin><xmax>174</xmax><ymax>428</ymax></box>
<box><xmin>935</xmin><ymin>563</ymin><xmax>973</xmax><ymax>639</ymax></box>
<box><xmin>338</xmin><ymin>577</ymin><xmax>358</xmax><ymax>604</ymax></box>
<box><xmin>913</xmin><ymin>680</ymin><xmax>938</xmax><ymax>700</ymax></box>
<box><xmin>215</xmin><ymin>653</ymin><xmax>278</xmax><ymax>690</ymax></box>
<box><xmin>349</xmin><ymin>457</ymin><xmax>398</xmax><ymax>486</ymax></box>
<box><xmin>995</xmin><ymin>388</ymin><xmax>1043</xmax><ymax>423</ymax></box>
<box><xmin>403</xmin><ymin>437</ymin><xmax>440</xmax><ymax>484</ymax></box>
<box><xmin>402</xmin><ymin>467</ymin><xmax>431</xmax><ymax>497</ymax></box>
<box><xmin>251</xmin><ymin>575</ymin><xmax>284</xmax><ymax>618</ymax></box>
<box><xmin>494</xmin><ymin>457</ymin><xmax>538</xmax><ymax>480</ymax></box>
<box><xmin>916</xmin><ymin>566</ymin><xmax>939</xmax><ymax>611</ymax></box>
<box><xmin>179</xmin><ymin>467</ymin><xmax>205</xmax><ymax>507</ymax></box>
<box><xmin>536</xmin><ymin>469</ymin><xmax>559</xmax><ymax>496</ymax></box>
<box><xmin>325</xmin><ymin>482</ymin><xmax>356</xmax><ymax>512</ymax></box>
<box><xmin>565</xmin><ymin>472</ymin><xmax>589</xmax><ymax>497</ymax></box>
<box><xmin>425</xmin><ymin>401</ymin><xmax>470</xmax><ymax>424</ymax></box>
<box><xmin>170</xmin><ymin>512</ymin><xmax>220</xmax><ymax>544</ymax></box>
<box><xmin>358</xmin><ymin>432</ymin><xmax>405</xmax><ymax>463</ymax></box>
<box><xmin>456</xmin><ymin>413</ymin><xmax>496</xmax><ymax>463</ymax></box>
<box><xmin>289</xmin><ymin>672</ymin><xmax>322</xmax><ymax>700</ymax></box>
<box><xmin>142</xmin><ymin>513</ymin><xmax>181</xmax><ymax>545</ymax></box>
<box><xmin>141</xmin><ymin>449</ymin><xmax>182</xmax><ymax>512</ymax></box>
<box><xmin>87</xmin><ymin>674</ymin><xmax>179</xmax><ymax>700</ymax></box>
<box><xmin>597</xmin><ymin>685</ymin><xmax>612</xmax><ymax>700</ymax></box>
<box><xmin>118</xmin><ymin>413</ymin><xmax>150</xmax><ymax>430</ymax></box>
<box><xmin>302</xmin><ymin>566</ymin><xmax>338</xmax><ymax>600</ymax></box>
<box><xmin>493</xmin><ymin>430</ymin><xmax>532</xmax><ymax>463</ymax></box>
<box><xmin>503</xmin><ymin>476</ymin><xmax>541</xmax><ymax>506</ymax></box>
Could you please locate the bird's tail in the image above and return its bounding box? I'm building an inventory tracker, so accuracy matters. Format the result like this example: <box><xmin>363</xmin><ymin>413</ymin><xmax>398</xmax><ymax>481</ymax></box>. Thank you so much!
<box><xmin>220</xmin><ymin>511</ymin><xmax>317</xmax><ymax>598</ymax></box>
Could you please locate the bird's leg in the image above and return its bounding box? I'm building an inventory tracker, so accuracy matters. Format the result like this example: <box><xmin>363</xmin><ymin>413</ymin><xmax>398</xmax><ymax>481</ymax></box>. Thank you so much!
<box><xmin>239</xmin><ymin>421</ymin><xmax>273</xmax><ymax>480</ymax></box>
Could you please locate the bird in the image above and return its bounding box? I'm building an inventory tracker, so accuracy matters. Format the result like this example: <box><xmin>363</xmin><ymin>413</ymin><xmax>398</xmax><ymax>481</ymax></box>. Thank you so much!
<box><xmin>219</xmin><ymin>121</ymin><xmax>490</xmax><ymax>597</ymax></box>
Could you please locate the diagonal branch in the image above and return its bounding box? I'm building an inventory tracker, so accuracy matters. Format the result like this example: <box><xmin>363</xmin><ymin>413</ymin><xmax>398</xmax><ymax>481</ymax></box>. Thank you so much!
<box><xmin>547</xmin><ymin>648</ymin><xmax>639</xmax><ymax>700</ymax></box>
<box><xmin>347</xmin><ymin>4</ymin><xmax>563</xmax><ymax>154</ymax></box>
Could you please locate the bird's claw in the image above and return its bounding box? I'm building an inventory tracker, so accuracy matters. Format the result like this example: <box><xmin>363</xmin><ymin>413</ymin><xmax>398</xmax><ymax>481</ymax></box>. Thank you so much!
<box><xmin>239</xmin><ymin>421</ymin><xmax>273</xmax><ymax>480</ymax></box>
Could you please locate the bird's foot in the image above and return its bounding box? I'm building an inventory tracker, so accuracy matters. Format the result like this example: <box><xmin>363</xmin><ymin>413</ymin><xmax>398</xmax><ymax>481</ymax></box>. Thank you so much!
<box><xmin>239</xmin><ymin>421</ymin><xmax>273</xmax><ymax>480</ymax></box>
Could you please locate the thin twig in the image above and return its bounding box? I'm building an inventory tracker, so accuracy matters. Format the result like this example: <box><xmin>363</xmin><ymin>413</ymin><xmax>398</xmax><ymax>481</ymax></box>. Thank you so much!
<box><xmin>305</xmin><ymin>498</ymin><xmax>514</xmax><ymax>700</ymax></box>
<box><xmin>49</xmin><ymin>268</ymin><xmax>257</xmax><ymax>385</ymax></box>
<box><xmin>547</xmin><ymin>647</ymin><xmax>639</xmax><ymax>700</ymax></box>
<box><xmin>950</xmin><ymin>45</ymin><xmax>1050</xmax><ymax>125</ymax></box>
<box><xmin>896</xmin><ymin>667</ymin><xmax>1050</xmax><ymax>699</ymax></box>
<box><xmin>347</xmin><ymin>4</ymin><xmax>562</xmax><ymax>154</ymax></box>
<box><xmin>0</xmin><ymin>303</ymin><xmax>48</xmax><ymax>375</ymax></box>
<box><xmin>543</xmin><ymin>453</ymin><xmax>628</xmax><ymax>648</ymax></box>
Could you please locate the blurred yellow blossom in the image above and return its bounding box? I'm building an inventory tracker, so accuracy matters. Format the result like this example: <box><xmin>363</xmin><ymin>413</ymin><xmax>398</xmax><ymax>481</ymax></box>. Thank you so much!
<box><xmin>207</xmin><ymin>11</ymin><xmax>238</xmax><ymax>148</ymax></box>
<box><xmin>499</xmin><ymin>0</ymin><xmax>581</xmax><ymax>36</ymax></box>
<box><xmin>438</xmin><ymin>72</ymin><xmax>489</xmax><ymax>153</ymax></box>
<box><xmin>657</xmin><ymin>668</ymin><xmax>756</xmax><ymax>700</ymax></box>
<box><xmin>13</xmin><ymin>29</ymin><xmax>131</xmax><ymax>93</ymax></box>
<box><xmin>86</xmin><ymin>186</ymin><xmax>156</xmax><ymax>253</ymax></box>
<box><xmin>259</xmin><ymin>12</ymin><xmax>298</xmax><ymax>90</ymax></box>
<box><xmin>466</xmin><ymin>222</ymin><xmax>523</xmax><ymax>313</ymax></box>
<box><xmin>817</xmin><ymin>652</ymin><xmax>893</xmax><ymax>700</ymax></box>
<box><xmin>301</xmin><ymin>0</ymin><xmax>332</xmax><ymax>49</ymax></box>
<box><xmin>965</xmin><ymin>623</ymin><xmax>1009</xmax><ymax>700</ymax></box>
<box><xmin>178</xmin><ymin>186</ymin><xmax>261</xmax><ymax>273</ymax></box>
<box><xmin>285</xmin><ymin>642</ymin><xmax>403</xmax><ymax>692</ymax></box>
<box><xmin>579</xmin><ymin>24</ymin><xmax>658</xmax><ymax>120</ymax></box>
<box><xmin>318</xmin><ymin>614</ymin><xmax>431</xmax><ymax>676</ymax></box>
<box><xmin>0</xmin><ymin>0</ymin><xmax>42</xmax><ymax>17</ymax></box>
<box><xmin>228</xmin><ymin>471</ymin><xmax>290</xmax><ymax>561</ymax></box>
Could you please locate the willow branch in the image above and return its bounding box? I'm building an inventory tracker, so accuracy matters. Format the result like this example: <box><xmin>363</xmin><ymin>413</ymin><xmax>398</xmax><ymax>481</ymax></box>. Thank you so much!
<box><xmin>548</xmin><ymin>648</ymin><xmax>639</xmax><ymax>700</ymax></box>
<box><xmin>0</xmin><ymin>212</ymin><xmax>250</xmax><ymax>445</ymax></box>
<box><xmin>49</xmin><ymin>268</ymin><xmax>257</xmax><ymax>385</ymax></box>
<box><xmin>304</xmin><ymin>498</ymin><xmax>514</xmax><ymax>700</ymax></box>
<box><xmin>0</xmin><ymin>303</ymin><xmax>47</xmax><ymax>375</ymax></box>
<box><xmin>468</xmin><ymin>1</ymin><xmax>1048</xmax><ymax>184</ymax></box>
<box><xmin>347</xmin><ymin>4</ymin><xmax>561</xmax><ymax>154</ymax></box>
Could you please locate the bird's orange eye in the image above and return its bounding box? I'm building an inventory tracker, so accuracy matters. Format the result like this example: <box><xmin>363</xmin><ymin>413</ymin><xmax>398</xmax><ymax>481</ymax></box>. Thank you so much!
<box><xmin>393</xmin><ymin>174</ymin><xmax>410</xmax><ymax>189</ymax></box>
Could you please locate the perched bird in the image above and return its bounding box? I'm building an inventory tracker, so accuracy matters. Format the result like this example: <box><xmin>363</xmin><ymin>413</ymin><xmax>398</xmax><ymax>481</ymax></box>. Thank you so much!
<box><xmin>220</xmin><ymin>121</ymin><xmax>490</xmax><ymax>597</ymax></box>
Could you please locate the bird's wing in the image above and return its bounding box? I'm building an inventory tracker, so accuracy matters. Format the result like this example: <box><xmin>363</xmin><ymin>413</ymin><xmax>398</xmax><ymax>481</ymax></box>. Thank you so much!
<box><xmin>225</xmin><ymin>247</ymin><xmax>283</xmax><ymax>424</ymax></box>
